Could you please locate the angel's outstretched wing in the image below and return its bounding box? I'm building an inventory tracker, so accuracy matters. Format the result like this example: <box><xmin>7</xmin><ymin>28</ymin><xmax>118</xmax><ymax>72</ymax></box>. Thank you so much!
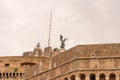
<box><xmin>60</xmin><ymin>35</ymin><xmax>63</xmax><ymax>41</ymax></box>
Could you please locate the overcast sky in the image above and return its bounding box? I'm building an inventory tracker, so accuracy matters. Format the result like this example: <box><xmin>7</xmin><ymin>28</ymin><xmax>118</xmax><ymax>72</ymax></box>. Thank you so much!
<box><xmin>0</xmin><ymin>0</ymin><xmax>120</xmax><ymax>56</ymax></box>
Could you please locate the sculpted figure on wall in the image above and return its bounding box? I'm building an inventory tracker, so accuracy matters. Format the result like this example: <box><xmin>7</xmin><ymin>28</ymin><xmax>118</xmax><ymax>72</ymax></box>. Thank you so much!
<box><xmin>60</xmin><ymin>35</ymin><xmax>68</xmax><ymax>49</ymax></box>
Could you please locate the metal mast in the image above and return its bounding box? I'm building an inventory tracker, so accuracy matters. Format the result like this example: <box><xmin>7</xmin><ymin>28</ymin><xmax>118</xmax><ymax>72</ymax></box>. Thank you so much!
<box><xmin>48</xmin><ymin>11</ymin><xmax>52</xmax><ymax>47</ymax></box>
<box><xmin>48</xmin><ymin>11</ymin><xmax>52</xmax><ymax>69</ymax></box>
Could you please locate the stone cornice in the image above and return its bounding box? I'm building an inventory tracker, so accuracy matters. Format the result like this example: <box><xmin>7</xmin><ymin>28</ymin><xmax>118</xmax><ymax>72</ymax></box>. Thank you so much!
<box><xmin>25</xmin><ymin>56</ymin><xmax>120</xmax><ymax>80</ymax></box>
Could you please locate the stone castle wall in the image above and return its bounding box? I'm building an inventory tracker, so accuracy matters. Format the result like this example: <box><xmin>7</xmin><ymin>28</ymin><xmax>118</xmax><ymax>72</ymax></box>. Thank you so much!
<box><xmin>24</xmin><ymin>43</ymin><xmax>120</xmax><ymax>80</ymax></box>
<box><xmin>51</xmin><ymin>43</ymin><xmax>120</xmax><ymax>68</ymax></box>
<box><xmin>0</xmin><ymin>46</ymin><xmax>51</xmax><ymax>80</ymax></box>
<box><xmin>24</xmin><ymin>57</ymin><xmax>50</xmax><ymax>79</ymax></box>
<box><xmin>25</xmin><ymin>56</ymin><xmax>120</xmax><ymax>80</ymax></box>
<box><xmin>0</xmin><ymin>56</ymin><xmax>49</xmax><ymax>79</ymax></box>
<box><xmin>0</xmin><ymin>43</ymin><xmax>120</xmax><ymax>80</ymax></box>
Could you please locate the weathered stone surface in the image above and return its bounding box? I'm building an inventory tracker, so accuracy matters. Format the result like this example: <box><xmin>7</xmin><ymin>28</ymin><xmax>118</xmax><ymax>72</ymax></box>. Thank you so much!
<box><xmin>1</xmin><ymin>43</ymin><xmax>120</xmax><ymax>80</ymax></box>
<box><xmin>24</xmin><ymin>43</ymin><xmax>120</xmax><ymax>80</ymax></box>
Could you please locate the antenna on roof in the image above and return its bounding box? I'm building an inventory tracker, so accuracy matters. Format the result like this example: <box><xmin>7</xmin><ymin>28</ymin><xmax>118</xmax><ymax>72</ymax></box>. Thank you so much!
<box><xmin>48</xmin><ymin>11</ymin><xmax>52</xmax><ymax>47</ymax></box>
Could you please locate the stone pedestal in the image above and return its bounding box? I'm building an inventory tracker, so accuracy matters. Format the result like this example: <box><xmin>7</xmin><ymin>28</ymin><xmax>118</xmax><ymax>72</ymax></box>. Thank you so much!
<box><xmin>60</xmin><ymin>48</ymin><xmax>65</xmax><ymax>52</ymax></box>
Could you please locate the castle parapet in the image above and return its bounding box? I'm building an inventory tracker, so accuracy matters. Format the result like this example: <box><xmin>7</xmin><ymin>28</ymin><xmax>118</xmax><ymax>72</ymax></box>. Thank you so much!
<box><xmin>23</xmin><ymin>51</ymin><xmax>33</xmax><ymax>57</ymax></box>
<box><xmin>33</xmin><ymin>47</ymin><xmax>42</xmax><ymax>57</ymax></box>
<box><xmin>44</xmin><ymin>47</ymin><xmax>52</xmax><ymax>57</ymax></box>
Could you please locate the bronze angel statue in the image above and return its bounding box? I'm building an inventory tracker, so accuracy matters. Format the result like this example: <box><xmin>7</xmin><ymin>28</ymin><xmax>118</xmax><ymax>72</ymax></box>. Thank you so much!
<box><xmin>60</xmin><ymin>35</ymin><xmax>68</xmax><ymax>49</ymax></box>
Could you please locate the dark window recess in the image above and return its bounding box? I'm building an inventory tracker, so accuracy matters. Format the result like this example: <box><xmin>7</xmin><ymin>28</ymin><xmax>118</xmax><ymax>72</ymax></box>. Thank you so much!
<box><xmin>21</xmin><ymin>62</ymin><xmax>36</xmax><ymax>67</ymax></box>
<box><xmin>5</xmin><ymin>64</ymin><xmax>10</xmax><ymax>67</ymax></box>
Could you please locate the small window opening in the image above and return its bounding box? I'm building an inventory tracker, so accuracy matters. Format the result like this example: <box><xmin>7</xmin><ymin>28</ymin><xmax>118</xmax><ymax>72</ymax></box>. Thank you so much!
<box><xmin>5</xmin><ymin>64</ymin><xmax>10</xmax><ymax>67</ymax></box>
<box><xmin>91</xmin><ymin>53</ymin><xmax>96</xmax><ymax>57</ymax></box>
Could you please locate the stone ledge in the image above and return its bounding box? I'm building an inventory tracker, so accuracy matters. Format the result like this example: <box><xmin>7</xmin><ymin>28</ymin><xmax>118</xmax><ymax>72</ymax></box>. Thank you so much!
<box><xmin>49</xmin><ymin>68</ymin><xmax>120</xmax><ymax>80</ymax></box>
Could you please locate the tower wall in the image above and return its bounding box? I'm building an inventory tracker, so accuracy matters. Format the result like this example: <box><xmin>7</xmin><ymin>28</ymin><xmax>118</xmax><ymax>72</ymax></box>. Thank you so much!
<box><xmin>44</xmin><ymin>47</ymin><xmax>52</xmax><ymax>57</ymax></box>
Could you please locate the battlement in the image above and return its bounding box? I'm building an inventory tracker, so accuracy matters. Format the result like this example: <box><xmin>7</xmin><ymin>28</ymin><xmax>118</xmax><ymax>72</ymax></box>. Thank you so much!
<box><xmin>22</xmin><ymin>46</ymin><xmax>61</xmax><ymax>57</ymax></box>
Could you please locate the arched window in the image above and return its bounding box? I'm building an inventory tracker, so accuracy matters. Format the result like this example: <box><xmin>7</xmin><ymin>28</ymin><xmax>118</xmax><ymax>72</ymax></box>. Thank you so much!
<box><xmin>79</xmin><ymin>73</ymin><xmax>85</xmax><ymax>80</ymax></box>
<box><xmin>20</xmin><ymin>73</ymin><xmax>23</xmax><ymax>78</ymax></box>
<box><xmin>109</xmin><ymin>73</ymin><xmax>116</xmax><ymax>80</ymax></box>
<box><xmin>6</xmin><ymin>73</ymin><xmax>9</xmax><ymax>78</ymax></box>
<box><xmin>64</xmin><ymin>77</ymin><xmax>69</xmax><ymax>80</ymax></box>
<box><xmin>0</xmin><ymin>73</ymin><xmax>1</xmax><ymax>79</ymax></box>
<box><xmin>100</xmin><ymin>73</ymin><xmax>105</xmax><ymax>80</ymax></box>
<box><xmin>13</xmin><ymin>73</ymin><xmax>15</xmax><ymax>78</ymax></box>
<box><xmin>70</xmin><ymin>75</ymin><xmax>75</xmax><ymax>80</ymax></box>
<box><xmin>16</xmin><ymin>73</ymin><xmax>18</xmax><ymax>78</ymax></box>
<box><xmin>9</xmin><ymin>73</ymin><xmax>12</xmax><ymax>78</ymax></box>
<box><xmin>90</xmin><ymin>73</ymin><xmax>96</xmax><ymax>80</ymax></box>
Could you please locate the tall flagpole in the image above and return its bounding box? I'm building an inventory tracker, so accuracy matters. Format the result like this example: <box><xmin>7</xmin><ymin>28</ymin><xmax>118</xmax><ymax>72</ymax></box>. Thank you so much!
<box><xmin>48</xmin><ymin>11</ymin><xmax>52</xmax><ymax>69</ymax></box>
<box><xmin>48</xmin><ymin>11</ymin><xmax>52</xmax><ymax>47</ymax></box>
